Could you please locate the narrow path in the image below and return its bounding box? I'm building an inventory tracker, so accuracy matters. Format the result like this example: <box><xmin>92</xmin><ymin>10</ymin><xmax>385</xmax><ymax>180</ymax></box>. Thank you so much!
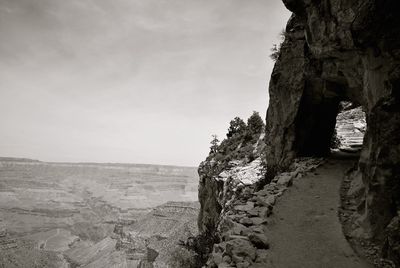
<box><xmin>265</xmin><ymin>157</ymin><xmax>371</xmax><ymax>268</ymax></box>
<box><xmin>43</xmin><ymin>228</ymin><xmax>60</xmax><ymax>249</ymax></box>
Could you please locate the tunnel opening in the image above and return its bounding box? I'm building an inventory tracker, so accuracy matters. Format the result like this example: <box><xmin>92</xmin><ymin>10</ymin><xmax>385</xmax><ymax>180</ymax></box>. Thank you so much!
<box><xmin>293</xmin><ymin>82</ymin><xmax>342</xmax><ymax>157</ymax></box>
<box><xmin>293</xmin><ymin>82</ymin><xmax>366</xmax><ymax>158</ymax></box>
<box><xmin>330</xmin><ymin>102</ymin><xmax>366</xmax><ymax>154</ymax></box>
<box><xmin>290</xmin><ymin>75</ymin><xmax>368</xmax><ymax>159</ymax></box>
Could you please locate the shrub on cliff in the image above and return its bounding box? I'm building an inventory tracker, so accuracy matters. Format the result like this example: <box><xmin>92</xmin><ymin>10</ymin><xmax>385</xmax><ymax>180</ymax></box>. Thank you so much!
<box><xmin>202</xmin><ymin>112</ymin><xmax>265</xmax><ymax>180</ymax></box>
<box><xmin>168</xmin><ymin>247</ymin><xmax>197</xmax><ymax>268</ymax></box>
<box><xmin>244</xmin><ymin>111</ymin><xmax>265</xmax><ymax>144</ymax></box>
<box><xmin>270</xmin><ymin>44</ymin><xmax>280</xmax><ymax>61</ymax></box>
<box><xmin>270</xmin><ymin>29</ymin><xmax>287</xmax><ymax>62</ymax></box>
<box><xmin>247</xmin><ymin>111</ymin><xmax>264</xmax><ymax>136</ymax></box>
<box><xmin>227</xmin><ymin>117</ymin><xmax>247</xmax><ymax>138</ymax></box>
<box><xmin>209</xmin><ymin>134</ymin><xmax>220</xmax><ymax>154</ymax></box>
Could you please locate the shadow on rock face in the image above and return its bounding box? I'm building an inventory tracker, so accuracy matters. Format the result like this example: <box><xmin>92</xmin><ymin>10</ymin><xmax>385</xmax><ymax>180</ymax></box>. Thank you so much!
<box><xmin>264</xmin><ymin>0</ymin><xmax>400</xmax><ymax>265</ymax></box>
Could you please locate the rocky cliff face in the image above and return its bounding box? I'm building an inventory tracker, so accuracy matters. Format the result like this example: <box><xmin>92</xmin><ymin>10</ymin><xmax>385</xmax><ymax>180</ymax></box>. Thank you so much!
<box><xmin>199</xmin><ymin>157</ymin><xmax>323</xmax><ymax>267</ymax></box>
<box><xmin>197</xmin><ymin>138</ymin><xmax>266</xmax><ymax>238</ymax></box>
<box><xmin>196</xmin><ymin>107</ymin><xmax>364</xmax><ymax>266</ymax></box>
<box><xmin>196</xmin><ymin>114</ymin><xmax>267</xmax><ymax>265</ymax></box>
<box><xmin>265</xmin><ymin>0</ymin><xmax>400</xmax><ymax>264</ymax></box>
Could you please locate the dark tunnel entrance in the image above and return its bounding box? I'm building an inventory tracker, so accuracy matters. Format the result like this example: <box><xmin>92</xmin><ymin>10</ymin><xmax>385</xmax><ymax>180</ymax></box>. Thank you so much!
<box><xmin>293</xmin><ymin>91</ymin><xmax>366</xmax><ymax>158</ymax></box>
<box><xmin>294</xmin><ymin>95</ymin><xmax>340</xmax><ymax>156</ymax></box>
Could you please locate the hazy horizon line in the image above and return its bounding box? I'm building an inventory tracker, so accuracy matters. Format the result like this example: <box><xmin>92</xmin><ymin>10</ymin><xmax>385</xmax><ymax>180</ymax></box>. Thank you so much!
<box><xmin>0</xmin><ymin>155</ymin><xmax>199</xmax><ymax>169</ymax></box>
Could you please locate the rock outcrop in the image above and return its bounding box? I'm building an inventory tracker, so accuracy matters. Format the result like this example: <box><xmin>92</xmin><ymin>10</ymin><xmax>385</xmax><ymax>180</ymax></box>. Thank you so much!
<box><xmin>196</xmin><ymin>113</ymin><xmax>330</xmax><ymax>266</ymax></box>
<box><xmin>198</xmin><ymin>158</ymin><xmax>265</xmax><ymax>237</ymax></box>
<box><xmin>265</xmin><ymin>0</ymin><xmax>400</xmax><ymax>264</ymax></box>
<box><xmin>199</xmin><ymin>157</ymin><xmax>323</xmax><ymax>267</ymax></box>
<box><xmin>196</xmin><ymin>113</ymin><xmax>267</xmax><ymax>265</ymax></box>
<box><xmin>198</xmin><ymin>113</ymin><xmax>266</xmax><ymax>239</ymax></box>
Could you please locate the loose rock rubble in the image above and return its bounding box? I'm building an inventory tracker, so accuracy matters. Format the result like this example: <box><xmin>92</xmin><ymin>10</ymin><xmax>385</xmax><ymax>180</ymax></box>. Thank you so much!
<box><xmin>206</xmin><ymin>158</ymin><xmax>323</xmax><ymax>267</ymax></box>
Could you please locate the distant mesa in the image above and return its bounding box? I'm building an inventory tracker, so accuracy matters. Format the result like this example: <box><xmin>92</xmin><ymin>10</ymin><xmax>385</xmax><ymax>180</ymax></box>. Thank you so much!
<box><xmin>0</xmin><ymin>157</ymin><xmax>40</xmax><ymax>162</ymax></box>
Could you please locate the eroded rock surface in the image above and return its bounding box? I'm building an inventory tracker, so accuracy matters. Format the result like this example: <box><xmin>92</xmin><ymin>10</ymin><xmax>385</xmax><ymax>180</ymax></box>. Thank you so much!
<box><xmin>198</xmin><ymin>158</ymin><xmax>265</xmax><ymax>237</ymax></box>
<box><xmin>335</xmin><ymin>104</ymin><xmax>366</xmax><ymax>152</ymax></box>
<box><xmin>200</xmin><ymin>158</ymin><xmax>323</xmax><ymax>267</ymax></box>
<box><xmin>265</xmin><ymin>0</ymin><xmax>400</xmax><ymax>264</ymax></box>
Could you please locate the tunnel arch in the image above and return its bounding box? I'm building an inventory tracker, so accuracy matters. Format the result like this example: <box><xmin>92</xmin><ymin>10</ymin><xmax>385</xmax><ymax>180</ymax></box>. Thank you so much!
<box><xmin>265</xmin><ymin>0</ymin><xmax>400</xmax><ymax>264</ymax></box>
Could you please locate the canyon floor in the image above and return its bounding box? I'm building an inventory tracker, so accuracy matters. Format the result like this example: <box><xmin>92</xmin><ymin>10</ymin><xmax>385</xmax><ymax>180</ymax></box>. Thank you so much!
<box><xmin>0</xmin><ymin>159</ymin><xmax>199</xmax><ymax>267</ymax></box>
<box><xmin>265</xmin><ymin>153</ymin><xmax>371</xmax><ymax>268</ymax></box>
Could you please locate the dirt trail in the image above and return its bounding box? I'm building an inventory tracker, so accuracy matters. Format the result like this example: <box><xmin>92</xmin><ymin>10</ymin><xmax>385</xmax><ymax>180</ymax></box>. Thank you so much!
<box><xmin>43</xmin><ymin>228</ymin><xmax>60</xmax><ymax>249</ymax></box>
<box><xmin>265</xmin><ymin>156</ymin><xmax>372</xmax><ymax>268</ymax></box>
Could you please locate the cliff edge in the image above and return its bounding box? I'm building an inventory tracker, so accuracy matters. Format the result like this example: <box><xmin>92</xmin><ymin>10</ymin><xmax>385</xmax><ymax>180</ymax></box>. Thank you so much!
<box><xmin>196</xmin><ymin>0</ymin><xmax>400</xmax><ymax>266</ymax></box>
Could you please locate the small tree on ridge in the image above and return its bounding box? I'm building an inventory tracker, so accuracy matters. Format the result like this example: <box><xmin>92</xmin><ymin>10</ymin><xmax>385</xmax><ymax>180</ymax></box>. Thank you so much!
<box><xmin>247</xmin><ymin>111</ymin><xmax>264</xmax><ymax>136</ymax></box>
<box><xmin>227</xmin><ymin>117</ymin><xmax>247</xmax><ymax>138</ymax></box>
<box><xmin>210</xmin><ymin>134</ymin><xmax>219</xmax><ymax>154</ymax></box>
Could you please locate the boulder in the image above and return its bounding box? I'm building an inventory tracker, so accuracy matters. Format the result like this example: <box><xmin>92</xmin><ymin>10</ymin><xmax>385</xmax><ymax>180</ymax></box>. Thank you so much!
<box><xmin>234</xmin><ymin>202</ymin><xmax>255</xmax><ymax>212</ymax></box>
<box><xmin>247</xmin><ymin>207</ymin><xmax>261</xmax><ymax>217</ymax></box>
<box><xmin>249</xmin><ymin>225</ymin><xmax>264</xmax><ymax>234</ymax></box>
<box><xmin>250</xmin><ymin>217</ymin><xmax>268</xmax><ymax>226</ymax></box>
<box><xmin>248</xmin><ymin>233</ymin><xmax>270</xmax><ymax>249</ymax></box>
<box><xmin>239</xmin><ymin>217</ymin><xmax>254</xmax><ymax>227</ymax></box>
<box><xmin>225</xmin><ymin>238</ymin><xmax>257</xmax><ymax>262</ymax></box>
<box><xmin>265</xmin><ymin>195</ymin><xmax>276</xmax><ymax>206</ymax></box>
<box><xmin>228</xmin><ymin>223</ymin><xmax>251</xmax><ymax>237</ymax></box>
<box><xmin>276</xmin><ymin>173</ymin><xmax>293</xmax><ymax>187</ymax></box>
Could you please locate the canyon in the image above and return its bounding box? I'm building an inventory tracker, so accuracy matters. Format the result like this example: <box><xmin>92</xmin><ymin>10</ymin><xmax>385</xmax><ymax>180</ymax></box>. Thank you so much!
<box><xmin>0</xmin><ymin>159</ymin><xmax>198</xmax><ymax>267</ymax></box>
<box><xmin>2</xmin><ymin>1</ymin><xmax>399</xmax><ymax>267</ymax></box>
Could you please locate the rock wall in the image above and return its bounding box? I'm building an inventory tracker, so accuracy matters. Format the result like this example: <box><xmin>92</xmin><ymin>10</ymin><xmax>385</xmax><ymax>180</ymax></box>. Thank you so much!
<box><xmin>265</xmin><ymin>0</ymin><xmax>400</xmax><ymax>263</ymax></box>
<box><xmin>198</xmin><ymin>114</ymin><xmax>266</xmax><ymax>238</ymax></box>
<box><xmin>197</xmin><ymin>120</ymin><xmax>266</xmax><ymax>265</ymax></box>
<box><xmin>197</xmin><ymin>158</ymin><xmax>266</xmax><ymax>237</ymax></box>
<box><xmin>203</xmin><ymin>158</ymin><xmax>323</xmax><ymax>267</ymax></box>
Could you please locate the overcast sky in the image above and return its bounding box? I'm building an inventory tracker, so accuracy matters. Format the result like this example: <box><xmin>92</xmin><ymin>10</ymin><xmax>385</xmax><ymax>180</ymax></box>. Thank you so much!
<box><xmin>0</xmin><ymin>0</ymin><xmax>290</xmax><ymax>166</ymax></box>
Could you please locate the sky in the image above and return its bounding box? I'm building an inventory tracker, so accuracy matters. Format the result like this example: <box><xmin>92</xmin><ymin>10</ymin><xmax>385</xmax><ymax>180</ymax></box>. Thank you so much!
<box><xmin>0</xmin><ymin>0</ymin><xmax>291</xmax><ymax>167</ymax></box>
